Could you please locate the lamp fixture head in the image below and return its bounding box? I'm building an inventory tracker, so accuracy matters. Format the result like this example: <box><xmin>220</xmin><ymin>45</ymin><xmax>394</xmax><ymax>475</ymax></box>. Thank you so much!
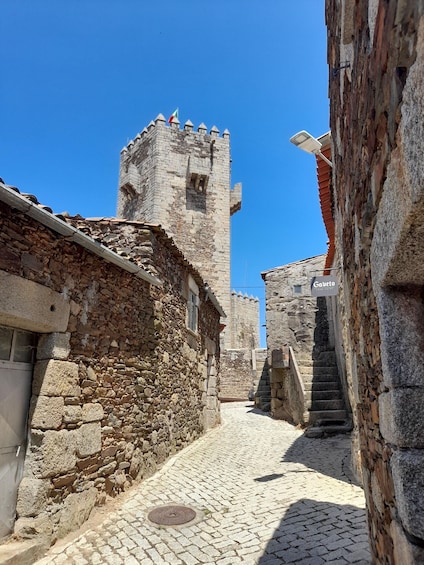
<box><xmin>290</xmin><ymin>130</ymin><xmax>333</xmax><ymax>168</ymax></box>
<box><xmin>289</xmin><ymin>130</ymin><xmax>322</xmax><ymax>155</ymax></box>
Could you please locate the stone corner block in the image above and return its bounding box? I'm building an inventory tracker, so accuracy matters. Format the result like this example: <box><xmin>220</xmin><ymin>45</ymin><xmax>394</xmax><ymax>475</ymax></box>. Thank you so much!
<box><xmin>76</xmin><ymin>422</ymin><xmax>102</xmax><ymax>458</ymax></box>
<box><xmin>33</xmin><ymin>360</ymin><xmax>80</xmax><ymax>397</ymax></box>
<box><xmin>81</xmin><ymin>403</ymin><xmax>104</xmax><ymax>423</ymax></box>
<box><xmin>37</xmin><ymin>333</ymin><xmax>71</xmax><ymax>361</ymax></box>
<box><xmin>30</xmin><ymin>396</ymin><xmax>64</xmax><ymax>430</ymax></box>
<box><xmin>16</xmin><ymin>478</ymin><xmax>50</xmax><ymax>517</ymax></box>
<box><xmin>391</xmin><ymin>518</ymin><xmax>424</xmax><ymax>564</ymax></box>
<box><xmin>37</xmin><ymin>430</ymin><xmax>77</xmax><ymax>478</ymax></box>
<box><xmin>57</xmin><ymin>488</ymin><xmax>97</xmax><ymax>539</ymax></box>
<box><xmin>379</xmin><ymin>389</ymin><xmax>424</xmax><ymax>448</ymax></box>
<box><xmin>391</xmin><ymin>449</ymin><xmax>424</xmax><ymax>540</ymax></box>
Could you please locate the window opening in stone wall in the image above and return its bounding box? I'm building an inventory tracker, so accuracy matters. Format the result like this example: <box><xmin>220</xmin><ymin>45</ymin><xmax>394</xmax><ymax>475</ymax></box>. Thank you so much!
<box><xmin>293</xmin><ymin>285</ymin><xmax>303</xmax><ymax>295</ymax></box>
<box><xmin>188</xmin><ymin>290</ymin><xmax>198</xmax><ymax>332</ymax></box>
<box><xmin>187</xmin><ymin>276</ymin><xmax>199</xmax><ymax>334</ymax></box>
<box><xmin>0</xmin><ymin>326</ymin><xmax>37</xmax><ymax>363</ymax></box>
<box><xmin>186</xmin><ymin>173</ymin><xmax>208</xmax><ymax>213</ymax></box>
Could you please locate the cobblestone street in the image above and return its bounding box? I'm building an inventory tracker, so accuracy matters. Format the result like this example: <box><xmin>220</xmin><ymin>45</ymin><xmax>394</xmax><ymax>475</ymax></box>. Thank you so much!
<box><xmin>35</xmin><ymin>403</ymin><xmax>370</xmax><ymax>564</ymax></box>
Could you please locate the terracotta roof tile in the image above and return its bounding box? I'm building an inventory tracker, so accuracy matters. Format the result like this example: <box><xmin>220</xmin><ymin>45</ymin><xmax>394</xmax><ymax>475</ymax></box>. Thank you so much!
<box><xmin>315</xmin><ymin>145</ymin><xmax>335</xmax><ymax>274</ymax></box>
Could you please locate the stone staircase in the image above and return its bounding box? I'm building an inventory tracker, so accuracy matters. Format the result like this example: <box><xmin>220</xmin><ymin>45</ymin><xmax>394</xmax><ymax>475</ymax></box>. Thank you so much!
<box><xmin>254</xmin><ymin>364</ymin><xmax>271</xmax><ymax>412</ymax></box>
<box><xmin>297</xmin><ymin>351</ymin><xmax>352</xmax><ymax>435</ymax></box>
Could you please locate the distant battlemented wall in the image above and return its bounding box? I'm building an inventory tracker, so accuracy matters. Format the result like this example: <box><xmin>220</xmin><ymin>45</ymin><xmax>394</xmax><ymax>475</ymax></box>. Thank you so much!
<box><xmin>117</xmin><ymin>114</ymin><xmax>242</xmax><ymax>348</ymax></box>
<box><xmin>229</xmin><ymin>291</ymin><xmax>260</xmax><ymax>349</ymax></box>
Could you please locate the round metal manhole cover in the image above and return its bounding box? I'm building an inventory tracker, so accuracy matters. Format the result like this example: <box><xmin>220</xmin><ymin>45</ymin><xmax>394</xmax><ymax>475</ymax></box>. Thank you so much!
<box><xmin>147</xmin><ymin>505</ymin><xmax>197</xmax><ymax>526</ymax></box>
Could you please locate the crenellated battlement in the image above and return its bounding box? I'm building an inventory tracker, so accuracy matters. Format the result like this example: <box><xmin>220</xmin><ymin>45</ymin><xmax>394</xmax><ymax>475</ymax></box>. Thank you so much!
<box><xmin>120</xmin><ymin>113</ymin><xmax>230</xmax><ymax>155</ymax></box>
<box><xmin>231</xmin><ymin>290</ymin><xmax>259</xmax><ymax>303</ymax></box>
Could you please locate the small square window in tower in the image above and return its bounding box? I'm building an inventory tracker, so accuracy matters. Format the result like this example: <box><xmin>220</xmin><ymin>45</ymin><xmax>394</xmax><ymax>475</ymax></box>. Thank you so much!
<box><xmin>186</xmin><ymin>173</ymin><xmax>208</xmax><ymax>212</ymax></box>
<box><xmin>186</xmin><ymin>156</ymin><xmax>209</xmax><ymax>213</ymax></box>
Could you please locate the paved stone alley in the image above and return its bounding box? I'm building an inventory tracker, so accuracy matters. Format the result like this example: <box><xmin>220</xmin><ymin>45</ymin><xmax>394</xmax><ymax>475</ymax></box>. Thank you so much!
<box><xmin>34</xmin><ymin>403</ymin><xmax>371</xmax><ymax>565</ymax></box>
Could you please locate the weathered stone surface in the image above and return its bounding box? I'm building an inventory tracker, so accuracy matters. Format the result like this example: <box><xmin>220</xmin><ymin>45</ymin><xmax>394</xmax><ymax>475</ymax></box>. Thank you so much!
<box><xmin>57</xmin><ymin>489</ymin><xmax>97</xmax><ymax>539</ymax></box>
<box><xmin>14</xmin><ymin>513</ymin><xmax>53</xmax><ymax>539</ymax></box>
<box><xmin>117</xmin><ymin>119</ymin><xmax>236</xmax><ymax>348</ymax></box>
<box><xmin>262</xmin><ymin>255</ymin><xmax>327</xmax><ymax>362</ymax></box>
<box><xmin>63</xmin><ymin>405</ymin><xmax>82</xmax><ymax>423</ymax></box>
<box><xmin>391</xmin><ymin>518</ymin><xmax>424</xmax><ymax>565</ymax></box>
<box><xmin>0</xmin><ymin>270</ymin><xmax>70</xmax><ymax>333</ymax></box>
<box><xmin>379</xmin><ymin>389</ymin><xmax>424</xmax><ymax>448</ymax></box>
<box><xmin>391</xmin><ymin>450</ymin><xmax>424</xmax><ymax>540</ymax></box>
<box><xmin>30</xmin><ymin>396</ymin><xmax>64</xmax><ymax>430</ymax></box>
<box><xmin>37</xmin><ymin>430</ymin><xmax>77</xmax><ymax>478</ymax></box>
<box><xmin>16</xmin><ymin>478</ymin><xmax>50</xmax><ymax>517</ymax></box>
<box><xmin>220</xmin><ymin>349</ymin><xmax>255</xmax><ymax>400</ymax></box>
<box><xmin>37</xmin><ymin>333</ymin><xmax>71</xmax><ymax>361</ymax></box>
<box><xmin>81</xmin><ymin>403</ymin><xmax>104</xmax><ymax>422</ymax></box>
<box><xmin>33</xmin><ymin>360</ymin><xmax>80</xmax><ymax>397</ymax></box>
<box><xmin>76</xmin><ymin>422</ymin><xmax>101</xmax><ymax>458</ymax></box>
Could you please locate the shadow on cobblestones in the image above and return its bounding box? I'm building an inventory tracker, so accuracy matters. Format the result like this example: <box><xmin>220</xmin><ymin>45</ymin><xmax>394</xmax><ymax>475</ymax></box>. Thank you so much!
<box><xmin>256</xmin><ymin>498</ymin><xmax>371</xmax><ymax>564</ymax></box>
<box><xmin>282</xmin><ymin>433</ymin><xmax>360</xmax><ymax>486</ymax></box>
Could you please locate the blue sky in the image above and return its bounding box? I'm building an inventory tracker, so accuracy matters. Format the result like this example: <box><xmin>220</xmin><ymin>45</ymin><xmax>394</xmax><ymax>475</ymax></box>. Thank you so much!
<box><xmin>2</xmin><ymin>1</ymin><xmax>329</xmax><ymax>346</ymax></box>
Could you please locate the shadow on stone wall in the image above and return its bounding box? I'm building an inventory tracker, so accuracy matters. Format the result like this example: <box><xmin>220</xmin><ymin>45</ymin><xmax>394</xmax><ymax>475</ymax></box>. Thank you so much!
<box><xmin>312</xmin><ymin>296</ymin><xmax>330</xmax><ymax>359</ymax></box>
<box><xmin>256</xmin><ymin>498</ymin><xmax>370</xmax><ymax>564</ymax></box>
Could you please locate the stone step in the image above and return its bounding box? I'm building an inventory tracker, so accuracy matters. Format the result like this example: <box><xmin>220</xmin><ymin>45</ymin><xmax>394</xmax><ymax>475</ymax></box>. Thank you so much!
<box><xmin>305</xmin><ymin>389</ymin><xmax>342</xmax><ymax>401</ymax></box>
<box><xmin>302</xmin><ymin>373</ymin><xmax>340</xmax><ymax>383</ymax></box>
<box><xmin>307</xmin><ymin>398</ymin><xmax>345</xmax><ymax>411</ymax></box>
<box><xmin>299</xmin><ymin>365</ymin><xmax>339</xmax><ymax>377</ymax></box>
<box><xmin>305</xmin><ymin>420</ymin><xmax>353</xmax><ymax>438</ymax></box>
<box><xmin>304</xmin><ymin>381</ymin><xmax>342</xmax><ymax>391</ymax></box>
<box><xmin>297</xmin><ymin>352</ymin><xmax>337</xmax><ymax>366</ymax></box>
<box><xmin>316</xmin><ymin>351</ymin><xmax>337</xmax><ymax>363</ymax></box>
<box><xmin>297</xmin><ymin>359</ymin><xmax>337</xmax><ymax>369</ymax></box>
<box><xmin>308</xmin><ymin>409</ymin><xmax>347</xmax><ymax>424</ymax></box>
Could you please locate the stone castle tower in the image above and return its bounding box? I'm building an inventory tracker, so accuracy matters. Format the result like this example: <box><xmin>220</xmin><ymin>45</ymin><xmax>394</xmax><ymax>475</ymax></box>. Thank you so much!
<box><xmin>117</xmin><ymin>113</ymin><xmax>242</xmax><ymax>347</ymax></box>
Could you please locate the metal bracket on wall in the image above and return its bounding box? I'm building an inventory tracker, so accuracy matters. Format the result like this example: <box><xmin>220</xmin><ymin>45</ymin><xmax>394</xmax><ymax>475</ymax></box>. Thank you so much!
<box><xmin>332</xmin><ymin>61</ymin><xmax>351</xmax><ymax>77</ymax></box>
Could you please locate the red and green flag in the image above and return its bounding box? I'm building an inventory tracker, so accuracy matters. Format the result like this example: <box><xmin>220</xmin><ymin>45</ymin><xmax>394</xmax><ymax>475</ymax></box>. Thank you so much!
<box><xmin>168</xmin><ymin>108</ymin><xmax>179</xmax><ymax>123</ymax></box>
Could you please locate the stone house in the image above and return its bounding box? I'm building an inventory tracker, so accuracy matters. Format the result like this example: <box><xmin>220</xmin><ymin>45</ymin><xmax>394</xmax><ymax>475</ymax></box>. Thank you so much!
<box><xmin>0</xmin><ymin>181</ymin><xmax>222</xmax><ymax>549</ymax></box>
<box><xmin>326</xmin><ymin>0</ymin><xmax>424</xmax><ymax>562</ymax></box>
<box><xmin>261</xmin><ymin>254</ymin><xmax>352</xmax><ymax>431</ymax></box>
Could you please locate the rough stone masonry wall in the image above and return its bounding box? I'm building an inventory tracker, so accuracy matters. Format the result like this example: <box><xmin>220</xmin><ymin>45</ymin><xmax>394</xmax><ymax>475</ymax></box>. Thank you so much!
<box><xmin>0</xmin><ymin>204</ymin><xmax>220</xmax><ymax>546</ymax></box>
<box><xmin>326</xmin><ymin>1</ymin><xmax>424</xmax><ymax>562</ymax></box>
<box><xmin>117</xmin><ymin>115</ymin><xmax>238</xmax><ymax>348</ymax></box>
<box><xmin>262</xmin><ymin>255</ymin><xmax>327</xmax><ymax>364</ymax></box>
<box><xmin>220</xmin><ymin>349</ymin><xmax>254</xmax><ymax>401</ymax></box>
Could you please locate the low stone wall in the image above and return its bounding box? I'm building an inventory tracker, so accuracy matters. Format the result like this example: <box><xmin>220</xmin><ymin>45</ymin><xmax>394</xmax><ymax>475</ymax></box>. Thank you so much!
<box><xmin>0</xmin><ymin>207</ymin><xmax>221</xmax><ymax>545</ymax></box>
<box><xmin>220</xmin><ymin>349</ymin><xmax>254</xmax><ymax>400</ymax></box>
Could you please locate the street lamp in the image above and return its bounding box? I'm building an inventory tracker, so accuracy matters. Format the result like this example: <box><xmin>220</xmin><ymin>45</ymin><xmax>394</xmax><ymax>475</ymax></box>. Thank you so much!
<box><xmin>289</xmin><ymin>130</ymin><xmax>332</xmax><ymax>168</ymax></box>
